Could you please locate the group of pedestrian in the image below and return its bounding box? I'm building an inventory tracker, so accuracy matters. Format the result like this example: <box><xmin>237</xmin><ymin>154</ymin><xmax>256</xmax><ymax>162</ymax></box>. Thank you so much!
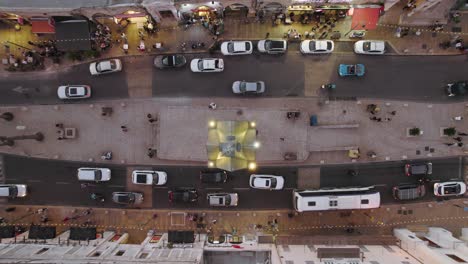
<box><xmin>147</xmin><ymin>148</ymin><xmax>156</xmax><ymax>158</ymax></box>
<box><xmin>93</xmin><ymin>24</ymin><xmax>112</xmax><ymax>51</ymax></box>
<box><xmin>444</xmin><ymin>132</ymin><xmax>468</xmax><ymax>147</ymax></box>
<box><xmin>367</xmin><ymin>104</ymin><xmax>396</xmax><ymax>123</ymax></box>
<box><xmin>147</xmin><ymin>114</ymin><xmax>157</xmax><ymax>123</ymax></box>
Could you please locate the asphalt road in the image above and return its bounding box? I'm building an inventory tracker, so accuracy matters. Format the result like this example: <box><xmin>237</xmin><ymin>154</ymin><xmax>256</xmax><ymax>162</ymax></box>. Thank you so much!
<box><xmin>3</xmin><ymin>155</ymin><xmax>297</xmax><ymax>209</ymax></box>
<box><xmin>1</xmin><ymin>50</ymin><xmax>468</xmax><ymax>105</ymax></box>
<box><xmin>2</xmin><ymin>155</ymin><xmax>463</xmax><ymax>209</ymax></box>
<box><xmin>320</xmin><ymin>157</ymin><xmax>463</xmax><ymax>204</ymax></box>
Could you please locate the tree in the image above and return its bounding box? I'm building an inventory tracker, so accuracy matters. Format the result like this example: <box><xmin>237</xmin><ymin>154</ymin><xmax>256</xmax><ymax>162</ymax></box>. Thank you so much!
<box><xmin>409</xmin><ymin>127</ymin><xmax>421</xmax><ymax>136</ymax></box>
<box><xmin>443</xmin><ymin>127</ymin><xmax>456</xmax><ymax>136</ymax></box>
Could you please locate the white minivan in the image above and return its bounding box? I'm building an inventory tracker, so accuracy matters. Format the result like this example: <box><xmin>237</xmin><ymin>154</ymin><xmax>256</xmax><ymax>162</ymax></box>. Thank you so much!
<box><xmin>77</xmin><ymin>168</ymin><xmax>111</xmax><ymax>182</ymax></box>
<box><xmin>0</xmin><ymin>184</ymin><xmax>27</xmax><ymax>198</ymax></box>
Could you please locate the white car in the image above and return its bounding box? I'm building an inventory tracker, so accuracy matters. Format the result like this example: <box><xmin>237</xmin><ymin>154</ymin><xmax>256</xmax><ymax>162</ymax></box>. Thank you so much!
<box><xmin>77</xmin><ymin>168</ymin><xmax>111</xmax><ymax>182</ymax></box>
<box><xmin>354</xmin><ymin>40</ymin><xmax>386</xmax><ymax>55</ymax></box>
<box><xmin>257</xmin><ymin>39</ymin><xmax>287</xmax><ymax>54</ymax></box>
<box><xmin>207</xmin><ymin>193</ymin><xmax>239</xmax><ymax>207</ymax></box>
<box><xmin>300</xmin><ymin>40</ymin><xmax>334</xmax><ymax>54</ymax></box>
<box><xmin>221</xmin><ymin>41</ymin><xmax>253</xmax><ymax>55</ymax></box>
<box><xmin>232</xmin><ymin>81</ymin><xmax>265</xmax><ymax>94</ymax></box>
<box><xmin>249</xmin><ymin>174</ymin><xmax>284</xmax><ymax>190</ymax></box>
<box><xmin>190</xmin><ymin>58</ymin><xmax>224</xmax><ymax>72</ymax></box>
<box><xmin>57</xmin><ymin>85</ymin><xmax>91</xmax><ymax>99</ymax></box>
<box><xmin>132</xmin><ymin>170</ymin><xmax>167</xmax><ymax>185</ymax></box>
<box><xmin>434</xmin><ymin>181</ymin><xmax>466</xmax><ymax>196</ymax></box>
<box><xmin>89</xmin><ymin>59</ymin><xmax>122</xmax><ymax>75</ymax></box>
<box><xmin>0</xmin><ymin>184</ymin><xmax>27</xmax><ymax>198</ymax></box>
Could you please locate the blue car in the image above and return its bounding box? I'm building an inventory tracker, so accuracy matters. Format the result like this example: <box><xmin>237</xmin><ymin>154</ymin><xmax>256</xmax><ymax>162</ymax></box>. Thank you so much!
<box><xmin>339</xmin><ymin>64</ymin><xmax>365</xmax><ymax>77</ymax></box>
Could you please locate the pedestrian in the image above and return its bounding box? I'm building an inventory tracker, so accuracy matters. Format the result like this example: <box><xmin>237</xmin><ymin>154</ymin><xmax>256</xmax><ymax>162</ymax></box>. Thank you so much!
<box><xmin>370</xmin><ymin>111</ymin><xmax>376</xmax><ymax>115</ymax></box>
<box><xmin>458</xmin><ymin>142</ymin><xmax>464</xmax><ymax>147</ymax></box>
<box><xmin>121</xmin><ymin>125</ymin><xmax>128</xmax><ymax>132</ymax></box>
<box><xmin>211</xmin><ymin>219</ymin><xmax>217</xmax><ymax>224</ymax></box>
<box><xmin>265</xmin><ymin>32</ymin><xmax>270</xmax><ymax>38</ymax></box>
<box><xmin>453</xmin><ymin>137</ymin><xmax>463</xmax><ymax>142</ymax></box>
<box><xmin>280</xmin><ymin>137</ymin><xmax>285</xmax><ymax>141</ymax></box>
<box><xmin>377</xmin><ymin>118</ymin><xmax>382</xmax><ymax>122</ymax></box>
<box><xmin>40</xmin><ymin>215</ymin><xmax>49</xmax><ymax>223</ymax></box>
<box><xmin>209</xmin><ymin>102</ymin><xmax>217</xmax><ymax>110</ymax></box>
<box><xmin>138</xmin><ymin>30</ymin><xmax>145</xmax><ymax>40</ymax></box>
<box><xmin>390</xmin><ymin>111</ymin><xmax>396</xmax><ymax>115</ymax></box>
<box><xmin>82</xmin><ymin>209</ymin><xmax>92</xmax><ymax>216</ymax></box>
<box><xmin>147</xmin><ymin>148</ymin><xmax>154</xmax><ymax>158</ymax></box>
<box><xmin>384</xmin><ymin>117</ymin><xmax>392</xmax><ymax>122</ymax></box>
<box><xmin>369</xmin><ymin>116</ymin><xmax>377</xmax><ymax>121</ymax></box>
<box><xmin>63</xmin><ymin>217</ymin><xmax>70</xmax><ymax>222</ymax></box>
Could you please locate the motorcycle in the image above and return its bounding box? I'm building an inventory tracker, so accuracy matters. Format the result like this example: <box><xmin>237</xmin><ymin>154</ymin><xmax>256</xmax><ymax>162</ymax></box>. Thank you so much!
<box><xmin>321</xmin><ymin>83</ymin><xmax>336</xmax><ymax>90</ymax></box>
<box><xmin>101</xmin><ymin>151</ymin><xmax>112</xmax><ymax>160</ymax></box>
<box><xmin>91</xmin><ymin>193</ymin><xmax>105</xmax><ymax>202</ymax></box>
<box><xmin>349</xmin><ymin>30</ymin><xmax>365</xmax><ymax>39</ymax></box>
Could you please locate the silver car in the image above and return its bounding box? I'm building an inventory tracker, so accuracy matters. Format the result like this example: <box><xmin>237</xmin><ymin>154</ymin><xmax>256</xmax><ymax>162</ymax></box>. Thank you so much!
<box><xmin>112</xmin><ymin>192</ymin><xmax>144</xmax><ymax>205</ymax></box>
<box><xmin>207</xmin><ymin>193</ymin><xmax>238</xmax><ymax>207</ymax></box>
<box><xmin>232</xmin><ymin>81</ymin><xmax>265</xmax><ymax>94</ymax></box>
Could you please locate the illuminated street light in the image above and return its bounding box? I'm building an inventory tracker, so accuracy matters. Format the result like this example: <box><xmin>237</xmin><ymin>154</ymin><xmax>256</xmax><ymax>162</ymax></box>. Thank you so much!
<box><xmin>249</xmin><ymin>121</ymin><xmax>256</xmax><ymax>128</ymax></box>
<box><xmin>253</xmin><ymin>141</ymin><xmax>260</xmax><ymax>148</ymax></box>
<box><xmin>248</xmin><ymin>162</ymin><xmax>257</xmax><ymax>170</ymax></box>
<box><xmin>208</xmin><ymin>161</ymin><xmax>215</xmax><ymax>167</ymax></box>
<box><xmin>208</xmin><ymin>120</ymin><xmax>216</xmax><ymax>128</ymax></box>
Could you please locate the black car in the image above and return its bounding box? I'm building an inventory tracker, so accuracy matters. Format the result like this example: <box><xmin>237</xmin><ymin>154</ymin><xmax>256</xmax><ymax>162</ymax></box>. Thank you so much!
<box><xmin>446</xmin><ymin>81</ymin><xmax>468</xmax><ymax>97</ymax></box>
<box><xmin>153</xmin><ymin>54</ymin><xmax>187</xmax><ymax>69</ymax></box>
<box><xmin>168</xmin><ymin>188</ymin><xmax>198</xmax><ymax>203</ymax></box>
<box><xmin>112</xmin><ymin>192</ymin><xmax>143</xmax><ymax>205</ymax></box>
<box><xmin>200</xmin><ymin>170</ymin><xmax>228</xmax><ymax>183</ymax></box>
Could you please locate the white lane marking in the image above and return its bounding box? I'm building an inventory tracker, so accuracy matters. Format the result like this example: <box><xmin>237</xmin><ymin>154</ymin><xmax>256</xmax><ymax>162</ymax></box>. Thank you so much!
<box><xmin>205</xmin><ymin>188</ymin><xmax>223</xmax><ymax>190</ymax></box>
<box><xmin>233</xmin><ymin>187</ymin><xmax>250</xmax><ymax>191</ymax></box>
<box><xmin>27</xmin><ymin>180</ymin><xmax>41</xmax><ymax>183</ymax></box>
<box><xmin>153</xmin><ymin>186</ymin><xmax>169</xmax><ymax>189</ymax></box>
<box><xmin>373</xmin><ymin>184</ymin><xmax>387</xmax><ymax>187</ymax></box>
<box><xmin>109</xmin><ymin>185</ymin><xmax>125</xmax><ymax>188</ymax></box>
<box><xmin>56</xmin><ymin>182</ymin><xmax>70</xmax><ymax>185</ymax></box>
<box><xmin>284</xmin><ymin>188</ymin><xmax>294</xmax><ymax>190</ymax></box>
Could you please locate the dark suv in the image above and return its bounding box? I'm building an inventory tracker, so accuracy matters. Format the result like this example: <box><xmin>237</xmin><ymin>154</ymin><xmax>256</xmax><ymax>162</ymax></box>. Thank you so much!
<box><xmin>168</xmin><ymin>188</ymin><xmax>198</xmax><ymax>203</ymax></box>
<box><xmin>392</xmin><ymin>184</ymin><xmax>426</xmax><ymax>201</ymax></box>
<box><xmin>404</xmin><ymin>162</ymin><xmax>432</xmax><ymax>177</ymax></box>
<box><xmin>200</xmin><ymin>170</ymin><xmax>228</xmax><ymax>183</ymax></box>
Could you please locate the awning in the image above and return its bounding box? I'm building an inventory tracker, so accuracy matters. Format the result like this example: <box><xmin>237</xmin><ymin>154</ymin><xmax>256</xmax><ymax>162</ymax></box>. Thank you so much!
<box><xmin>31</xmin><ymin>18</ymin><xmax>55</xmax><ymax>34</ymax></box>
<box><xmin>55</xmin><ymin>20</ymin><xmax>92</xmax><ymax>51</ymax></box>
<box><xmin>28</xmin><ymin>225</ymin><xmax>56</xmax><ymax>239</ymax></box>
<box><xmin>114</xmin><ymin>12</ymin><xmax>146</xmax><ymax>19</ymax></box>
<box><xmin>69</xmin><ymin>227</ymin><xmax>97</xmax><ymax>241</ymax></box>
<box><xmin>351</xmin><ymin>7</ymin><xmax>380</xmax><ymax>30</ymax></box>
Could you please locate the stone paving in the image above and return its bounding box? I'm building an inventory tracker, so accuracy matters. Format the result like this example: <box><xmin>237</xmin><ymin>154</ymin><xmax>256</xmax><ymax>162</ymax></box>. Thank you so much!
<box><xmin>1</xmin><ymin>98</ymin><xmax>468</xmax><ymax>166</ymax></box>
<box><xmin>1</xmin><ymin>198</ymin><xmax>466</xmax><ymax>243</ymax></box>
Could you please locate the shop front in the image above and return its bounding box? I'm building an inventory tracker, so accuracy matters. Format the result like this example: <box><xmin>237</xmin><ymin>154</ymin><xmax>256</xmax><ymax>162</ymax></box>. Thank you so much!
<box><xmin>178</xmin><ymin>2</ymin><xmax>224</xmax><ymax>35</ymax></box>
<box><xmin>0</xmin><ymin>12</ymin><xmax>26</xmax><ymax>30</ymax></box>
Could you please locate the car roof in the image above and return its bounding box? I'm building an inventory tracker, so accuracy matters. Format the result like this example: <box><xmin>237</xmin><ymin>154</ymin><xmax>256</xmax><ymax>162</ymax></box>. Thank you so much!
<box><xmin>233</xmin><ymin>42</ymin><xmax>247</xmax><ymax>51</ymax></box>
<box><xmin>202</xmin><ymin>59</ymin><xmax>217</xmax><ymax>69</ymax></box>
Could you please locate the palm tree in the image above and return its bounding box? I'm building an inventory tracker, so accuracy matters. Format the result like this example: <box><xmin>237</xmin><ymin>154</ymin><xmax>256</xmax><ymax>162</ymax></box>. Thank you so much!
<box><xmin>0</xmin><ymin>132</ymin><xmax>44</xmax><ymax>147</ymax></box>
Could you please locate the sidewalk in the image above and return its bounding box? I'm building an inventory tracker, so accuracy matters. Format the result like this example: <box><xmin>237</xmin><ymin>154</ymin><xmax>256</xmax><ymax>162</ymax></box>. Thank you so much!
<box><xmin>1</xmin><ymin>3</ymin><xmax>468</xmax><ymax>76</ymax></box>
<box><xmin>1</xmin><ymin>198</ymin><xmax>466</xmax><ymax>243</ymax></box>
<box><xmin>1</xmin><ymin>98</ymin><xmax>468</xmax><ymax>166</ymax></box>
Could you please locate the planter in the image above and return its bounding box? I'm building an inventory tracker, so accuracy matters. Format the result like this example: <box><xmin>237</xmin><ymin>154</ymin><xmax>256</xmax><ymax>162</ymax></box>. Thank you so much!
<box><xmin>441</xmin><ymin>127</ymin><xmax>456</xmax><ymax>137</ymax></box>
<box><xmin>407</xmin><ymin>127</ymin><xmax>423</xmax><ymax>137</ymax></box>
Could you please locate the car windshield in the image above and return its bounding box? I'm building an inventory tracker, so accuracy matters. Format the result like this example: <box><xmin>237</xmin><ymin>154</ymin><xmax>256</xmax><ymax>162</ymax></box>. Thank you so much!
<box><xmin>136</xmin><ymin>174</ymin><xmax>147</xmax><ymax>183</ymax></box>
<box><xmin>162</xmin><ymin>56</ymin><xmax>173</xmax><ymax>66</ymax></box>
<box><xmin>362</xmin><ymin>42</ymin><xmax>371</xmax><ymax>51</ymax></box>
<box><xmin>118</xmin><ymin>194</ymin><xmax>134</xmax><ymax>203</ymax></box>
<box><xmin>454</xmin><ymin>82</ymin><xmax>468</xmax><ymax>95</ymax></box>
<box><xmin>198</xmin><ymin>60</ymin><xmax>204</xmax><ymax>70</ymax></box>
<box><xmin>94</xmin><ymin>170</ymin><xmax>102</xmax><ymax>181</ymax></box>
<box><xmin>270</xmin><ymin>178</ymin><xmax>277</xmax><ymax>188</ymax></box>
<box><xmin>224</xmin><ymin>195</ymin><xmax>231</xmax><ymax>205</ymax></box>
<box><xmin>309</xmin><ymin>41</ymin><xmax>317</xmax><ymax>51</ymax></box>
<box><xmin>8</xmin><ymin>186</ymin><xmax>17</xmax><ymax>197</ymax></box>
<box><xmin>227</xmin><ymin>43</ymin><xmax>235</xmax><ymax>53</ymax></box>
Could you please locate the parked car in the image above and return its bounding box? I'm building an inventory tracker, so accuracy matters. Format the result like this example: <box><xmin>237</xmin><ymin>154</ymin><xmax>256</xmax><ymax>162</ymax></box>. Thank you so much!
<box><xmin>57</xmin><ymin>85</ymin><xmax>91</xmax><ymax>99</ymax></box>
<box><xmin>77</xmin><ymin>168</ymin><xmax>111</xmax><ymax>182</ymax></box>
<box><xmin>112</xmin><ymin>192</ymin><xmax>144</xmax><ymax>204</ymax></box>
<box><xmin>446</xmin><ymin>81</ymin><xmax>468</xmax><ymax>97</ymax></box>
<box><xmin>232</xmin><ymin>81</ymin><xmax>265</xmax><ymax>94</ymax></box>
<box><xmin>89</xmin><ymin>59</ymin><xmax>122</xmax><ymax>75</ymax></box>
<box><xmin>153</xmin><ymin>54</ymin><xmax>186</xmax><ymax>69</ymax></box>
<box><xmin>405</xmin><ymin>162</ymin><xmax>432</xmax><ymax>177</ymax></box>
<box><xmin>249</xmin><ymin>174</ymin><xmax>284</xmax><ymax>190</ymax></box>
<box><xmin>300</xmin><ymin>40</ymin><xmax>334</xmax><ymax>54</ymax></box>
<box><xmin>221</xmin><ymin>41</ymin><xmax>253</xmax><ymax>55</ymax></box>
<box><xmin>207</xmin><ymin>193</ymin><xmax>238</xmax><ymax>207</ymax></box>
<box><xmin>338</xmin><ymin>64</ymin><xmax>365</xmax><ymax>77</ymax></box>
<box><xmin>190</xmin><ymin>58</ymin><xmax>224</xmax><ymax>72</ymax></box>
<box><xmin>433</xmin><ymin>181</ymin><xmax>466</xmax><ymax>196</ymax></box>
<box><xmin>354</xmin><ymin>40</ymin><xmax>386</xmax><ymax>55</ymax></box>
<box><xmin>0</xmin><ymin>184</ymin><xmax>27</xmax><ymax>198</ymax></box>
<box><xmin>257</xmin><ymin>39</ymin><xmax>287</xmax><ymax>54</ymax></box>
<box><xmin>200</xmin><ymin>170</ymin><xmax>228</xmax><ymax>183</ymax></box>
<box><xmin>168</xmin><ymin>188</ymin><xmax>198</xmax><ymax>203</ymax></box>
<box><xmin>392</xmin><ymin>184</ymin><xmax>426</xmax><ymax>200</ymax></box>
<box><xmin>132</xmin><ymin>170</ymin><xmax>167</xmax><ymax>185</ymax></box>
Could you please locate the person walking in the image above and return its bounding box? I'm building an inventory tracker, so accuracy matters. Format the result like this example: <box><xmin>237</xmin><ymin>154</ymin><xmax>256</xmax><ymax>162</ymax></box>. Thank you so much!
<box><xmin>121</xmin><ymin>125</ymin><xmax>128</xmax><ymax>132</ymax></box>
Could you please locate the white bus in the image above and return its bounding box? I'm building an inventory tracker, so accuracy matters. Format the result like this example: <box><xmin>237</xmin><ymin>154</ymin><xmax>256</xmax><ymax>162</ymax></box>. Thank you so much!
<box><xmin>293</xmin><ymin>186</ymin><xmax>380</xmax><ymax>212</ymax></box>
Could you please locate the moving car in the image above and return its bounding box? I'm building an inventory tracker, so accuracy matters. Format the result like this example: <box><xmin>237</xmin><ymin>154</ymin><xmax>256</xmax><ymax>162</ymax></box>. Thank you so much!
<box><xmin>132</xmin><ymin>170</ymin><xmax>167</xmax><ymax>185</ymax></box>
<box><xmin>354</xmin><ymin>40</ymin><xmax>386</xmax><ymax>55</ymax></box>
<box><xmin>434</xmin><ymin>181</ymin><xmax>466</xmax><ymax>196</ymax></box>
<box><xmin>249</xmin><ymin>174</ymin><xmax>284</xmax><ymax>190</ymax></box>
<box><xmin>57</xmin><ymin>85</ymin><xmax>91</xmax><ymax>99</ymax></box>
<box><xmin>257</xmin><ymin>39</ymin><xmax>287</xmax><ymax>54</ymax></box>
<box><xmin>220</xmin><ymin>41</ymin><xmax>253</xmax><ymax>55</ymax></box>
<box><xmin>200</xmin><ymin>170</ymin><xmax>228</xmax><ymax>183</ymax></box>
<box><xmin>232</xmin><ymin>81</ymin><xmax>265</xmax><ymax>94</ymax></box>
<box><xmin>77</xmin><ymin>168</ymin><xmax>111</xmax><ymax>182</ymax></box>
<box><xmin>392</xmin><ymin>184</ymin><xmax>426</xmax><ymax>201</ymax></box>
<box><xmin>300</xmin><ymin>40</ymin><xmax>334</xmax><ymax>54</ymax></box>
<box><xmin>153</xmin><ymin>54</ymin><xmax>187</xmax><ymax>69</ymax></box>
<box><xmin>0</xmin><ymin>184</ymin><xmax>27</xmax><ymax>198</ymax></box>
<box><xmin>89</xmin><ymin>59</ymin><xmax>122</xmax><ymax>75</ymax></box>
<box><xmin>207</xmin><ymin>193</ymin><xmax>238</xmax><ymax>207</ymax></box>
<box><xmin>190</xmin><ymin>58</ymin><xmax>224</xmax><ymax>73</ymax></box>
<box><xmin>405</xmin><ymin>162</ymin><xmax>432</xmax><ymax>177</ymax></box>
<box><xmin>338</xmin><ymin>64</ymin><xmax>365</xmax><ymax>77</ymax></box>
<box><xmin>112</xmin><ymin>192</ymin><xmax>144</xmax><ymax>204</ymax></box>
<box><xmin>168</xmin><ymin>188</ymin><xmax>198</xmax><ymax>203</ymax></box>
<box><xmin>446</xmin><ymin>81</ymin><xmax>468</xmax><ymax>97</ymax></box>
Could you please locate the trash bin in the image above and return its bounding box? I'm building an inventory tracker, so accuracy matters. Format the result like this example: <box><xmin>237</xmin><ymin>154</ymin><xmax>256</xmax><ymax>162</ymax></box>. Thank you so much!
<box><xmin>310</xmin><ymin>115</ymin><xmax>317</xmax><ymax>126</ymax></box>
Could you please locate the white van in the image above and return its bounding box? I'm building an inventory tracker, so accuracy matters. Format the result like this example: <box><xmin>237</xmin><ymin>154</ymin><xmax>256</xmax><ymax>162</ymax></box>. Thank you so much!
<box><xmin>77</xmin><ymin>168</ymin><xmax>111</xmax><ymax>182</ymax></box>
<box><xmin>0</xmin><ymin>184</ymin><xmax>27</xmax><ymax>198</ymax></box>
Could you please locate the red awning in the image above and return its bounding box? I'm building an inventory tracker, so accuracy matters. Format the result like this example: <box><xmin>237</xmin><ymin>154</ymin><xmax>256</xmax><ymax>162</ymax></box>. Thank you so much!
<box><xmin>31</xmin><ymin>20</ymin><xmax>55</xmax><ymax>34</ymax></box>
<box><xmin>351</xmin><ymin>8</ymin><xmax>380</xmax><ymax>30</ymax></box>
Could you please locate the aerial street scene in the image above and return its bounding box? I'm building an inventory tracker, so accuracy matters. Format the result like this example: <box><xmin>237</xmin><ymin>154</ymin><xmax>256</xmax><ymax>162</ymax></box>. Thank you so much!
<box><xmin>0</xmin><ymin>0</ymin><xmax>467</xmax><ymax>263</ymax></box>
